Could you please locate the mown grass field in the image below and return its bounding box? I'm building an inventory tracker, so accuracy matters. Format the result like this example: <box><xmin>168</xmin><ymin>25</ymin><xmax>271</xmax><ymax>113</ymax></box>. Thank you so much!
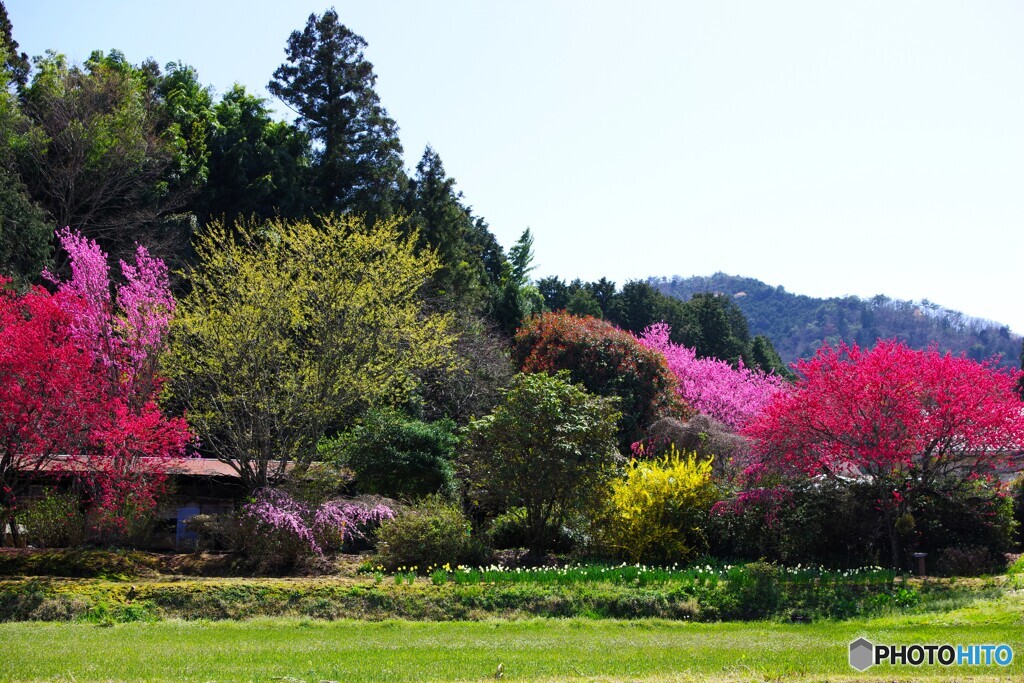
<box><xmin>2</xmin><ymin>592</ymin><xmax>1023</xmax><ymax>682</ymax></box>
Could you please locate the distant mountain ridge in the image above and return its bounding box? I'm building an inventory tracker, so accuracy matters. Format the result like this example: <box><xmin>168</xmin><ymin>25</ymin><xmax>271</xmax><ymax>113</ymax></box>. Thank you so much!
<box><xmin>651</xmin><ymin>273</ymin><xmax>1022</xmax><ymax>369</ymax></box>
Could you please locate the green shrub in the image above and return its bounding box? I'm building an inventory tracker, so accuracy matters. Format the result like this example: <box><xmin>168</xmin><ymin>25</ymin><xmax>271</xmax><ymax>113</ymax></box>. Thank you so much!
<box><xmin>725</xmin><ymin>561</ymin><xmax>781</xmax><ymax>619</ymax></box>
<box><xmin>933</xmin><ymin>545</ymin><xmax>1002</xmax><ymax>577</ymax></box>
<box><xmin>375</xmin><ymin>496</ymin><xmax>485</xmax><ymax>570</ymax></box>
<box><xmin>20</xmin><ymin>490</ymin><xmax>85</xmax><ymax>548</ymax></box>
<box><xmin>598</xmin><ymin>448</ymin><xmax>718</xmax><ymax>564</ymax></box>
<box><xmin>908</xmin><ymin>478</ymin><xmax>1015</xmax><ymax>561</ymax></box>
<box><xmin>1011</xmin><ymin>475</ymin><xmax>1024</xmax><ymax>549</ymax></box>
<box><xmin>487</xmin><ymin>508</ymin><xmax>574</xmax><ymax>553</ymax></box>
<box><xmin>333</xmin><ymin>409</ymin><xmax>460</xmax><ymax>501</ymax></box>
<box><xmin>710</xmin><ymin>476</ymin><xmax>1014</xmax><ymax>569</ymax></box>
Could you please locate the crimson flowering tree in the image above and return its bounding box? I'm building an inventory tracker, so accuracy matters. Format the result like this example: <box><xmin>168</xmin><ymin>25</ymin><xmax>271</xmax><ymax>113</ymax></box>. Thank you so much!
<box><xmin>40</xmin><ymin>229</ymin><xmax>190</xmax><ymax>537</ymax></box>
<box><xmin>742</xmin><ymin>339</ymin><xmax>1024</xmax><ymax>564</ymax></box>
<box><xmin>637</xmin><ymin>323</ymin><xmax>786</xmax><ymax>430</ymax></box>
<box><xmin>0</xmin><ymin>279</ymin><xmax>107</xmax><ymax>543</ymax></box>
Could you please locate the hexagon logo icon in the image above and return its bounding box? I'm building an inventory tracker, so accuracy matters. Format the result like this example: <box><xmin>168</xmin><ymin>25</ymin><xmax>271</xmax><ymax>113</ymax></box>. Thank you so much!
<box><xmin>849</xmin><ymin>638</ymin><xmax>874</xmax><ymax>671</ymax></box>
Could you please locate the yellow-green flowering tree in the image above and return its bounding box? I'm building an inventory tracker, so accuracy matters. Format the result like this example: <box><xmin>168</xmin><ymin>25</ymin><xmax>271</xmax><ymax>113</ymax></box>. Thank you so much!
<box><xmin>165</xmin><ymin>214</ymin><xmax>455</xmax><ymax>490</ymax></box>
<box><xmin>600</xmin><ymin>447</ymin><xmax>718</xmax><ymax>564</ymax></box>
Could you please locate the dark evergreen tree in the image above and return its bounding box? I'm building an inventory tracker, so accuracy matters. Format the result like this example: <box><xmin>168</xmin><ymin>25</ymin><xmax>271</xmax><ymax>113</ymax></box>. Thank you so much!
<box><xmin>156</xmin><ymin>62</ymin><xmax>216</xmax><ymax>195</ymax></box>
<box><xmin>195</xmin><ymin>84</ymin><xmax>310</xmax><ymax>225</ymax></box>
<box><xmin>0</xmin><ymin>5</ymin><xmax>48</xmax><ymax>282</ymax></box>
<box><xmin>0</xmin><ymin>1</ymin><xmax>29</xmax><ymax>88</ymax></box>
<box><xmin>493</xmin><ymin>228</ymin><xmax>543</xmax><ymax>336</ymax></box>
<box><xmin>607</xmin><ymin>280</ymin><xmax>660</xmax><ymax>333</ymax></box>
<box><xmin>750</xmin><ymin>334</ymin><xmax>791</xmax><ymax>377</ymax></box>
<box><xmin>605</xmin><ymin>280</ymin><xmax>693</xmax><ymax>345</ymax></box>
<box><xmin>466</xmin><ymin>216</ymin><xmax>505</xmax><ymax>290</ymax></box>
<box><xmin>403</xmin><ymin>146</ymin><xmax>499</xmax><ymax>307</ymax></box>
<box><xmin>585</xmin><ymin>277</ymin><xmax>617</xmax><ymax>317</ymax></box>
<box><xmin>269</xmin><ymin>9</ymin><xmax>404</xmax><ymax>220</ymax></box>
<box><xmin>0</xmin><ymin>166</ymin><xmax>50</xmax><ymax>283</ymax></box>
<box><xmin>565</xmin><ymin>288</ymin><xmax>602</xmax><ymax>318</ymax></box>
<box><xmin>684</xmin><ymin>293</ymin><xmax>749</xmax><ymax>364</ymax></box>
<box><xmin>537</xmin><ymin>275</ymin><xmax>569</xmax><ymax>311</ymax></box>
<box><xmin>1019</xmin><ymin>339</ymin><xmax>1024</xmax><ymax>400</ymax></box>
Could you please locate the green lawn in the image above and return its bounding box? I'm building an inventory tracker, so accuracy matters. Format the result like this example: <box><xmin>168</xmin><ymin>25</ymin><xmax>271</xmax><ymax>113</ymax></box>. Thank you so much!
<box><xmin>2</xmin><ymin>594</ymin><xmax>1022</xmax><ymax>682</ymax></box>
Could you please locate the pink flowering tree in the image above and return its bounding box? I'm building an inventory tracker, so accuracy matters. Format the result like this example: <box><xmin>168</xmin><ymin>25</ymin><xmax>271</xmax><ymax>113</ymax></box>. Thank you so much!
<box><xmin>637</xmin><ymin>323</ymin><xmax>787</xmax><ymax>431</ymax></box>
<box><xmin>240</xmin><ymin>489</ymin><xmax>395</xmax><ymax>569</ymax></box>
<box><xmin>44</xmin><ymin>228</ymin><xmax>191</xmax><ymax>537</ymax></box>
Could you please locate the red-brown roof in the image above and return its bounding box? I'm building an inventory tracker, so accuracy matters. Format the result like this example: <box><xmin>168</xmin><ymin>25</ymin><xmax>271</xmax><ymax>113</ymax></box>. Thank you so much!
<box><xmin>32</xmin><ymin>455</ymin><xmax>246</xmax><ymax>477</ymax></box>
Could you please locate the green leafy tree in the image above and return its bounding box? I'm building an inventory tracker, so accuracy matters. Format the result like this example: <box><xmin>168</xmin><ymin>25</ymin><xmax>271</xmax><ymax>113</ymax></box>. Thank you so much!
<box><xmin>195</xmin><ymin>84</ymin><xmax>310</xmax><ymax>225</ymax></box>
<box><xmin>678</xmin><ymin>293</ymin><xmax>750</xmax><ymax>365</ymax></box>
<box><xmin>269</xmin><ymin>9</ymin><xmax>404</xmax><ymax>219</ymax></box>
<box><xmin>1019</xmin><ymin>338</ymin><xmax>1024</xmax><ymax>400</ymax></box>
<box><xmin>165</xmin><ymin>214</ymin><xmax>456</xmax><ymax>491</ymax></box>
<box><xmin>750</xmin><ymin>334</ymin><xmax>790</xmax><ymax>377</ymax></box>
<box><xmin>156</xmin><ymin>62</ymin><xmax>216</xmax><ymax>193</ymax></box>
<box><xmin>0</xmin><ymin>43</ymin><xmax>49</xmax><ymax>282</ymax></box>
<box><xmin>566</xmin><ymin>287</ymin><xmax>602</xmax><ymax>318</ymax></box>
<box><xmin>16</xmin><ymin>50</ymin><xmax>183</xmax><ymax>262</ymax></box>
<box><xmin>537</xmin><ymin>277</ymin><xmax>604</xmax><ymax>319</ymax></box>
<box><xmin>607</xmin><ymin>280</ymin><xmax>692</xmax><ymax>343</ymax></box>
<box><xmin>0</xmin><ymin>166</ymin><xmax>49</xmax><ymax>283</ymax></box>
<box><xmin>585</xmin><ymin>277</ymin><xmax>618</xmax><ymax>317</ymax></box>
<box><xmin>536</xmin><ymin>275</ymin><xmax>570</xmax><ymax>312</ymax></box>
<box><xmin>465</xmin><ymin>371</ymin><xmax>622</xmax><ymax>554</ymax></box>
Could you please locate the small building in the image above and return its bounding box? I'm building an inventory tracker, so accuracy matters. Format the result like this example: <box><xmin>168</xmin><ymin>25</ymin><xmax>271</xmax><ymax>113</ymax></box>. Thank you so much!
<box><xmin>17</xmin><ymin>456</ymin><xmax>254</xmax><ymax>550</ymax></box>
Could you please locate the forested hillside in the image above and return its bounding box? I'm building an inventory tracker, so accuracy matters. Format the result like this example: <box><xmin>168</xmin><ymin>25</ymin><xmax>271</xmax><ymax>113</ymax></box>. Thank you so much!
<box><xmin>653</xmin><ymin>273</ymin><xmax>1022</xmax><ymax>368</ymax></box>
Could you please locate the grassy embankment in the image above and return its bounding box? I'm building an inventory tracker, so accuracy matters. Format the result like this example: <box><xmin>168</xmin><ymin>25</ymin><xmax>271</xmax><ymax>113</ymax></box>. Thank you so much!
<box><xmin>2</xmin><ymin>550</ymin><xmax>1022</xmax><ymax>681</ymax></box>
<box><xmin>2</xmin><ymin>593</ymin><xmax>1023</xmax><ymax>682</ymax></box>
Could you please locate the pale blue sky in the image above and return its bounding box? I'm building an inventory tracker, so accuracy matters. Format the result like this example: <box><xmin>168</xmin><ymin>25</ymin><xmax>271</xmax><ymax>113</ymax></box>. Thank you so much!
<box><xmin>8</xmin><ymin>1</ymin><xmax>1024</xmax><ymax>332</ymax></box>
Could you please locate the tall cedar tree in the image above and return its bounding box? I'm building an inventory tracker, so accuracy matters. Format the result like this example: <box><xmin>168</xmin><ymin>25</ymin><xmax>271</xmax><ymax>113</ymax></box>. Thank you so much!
<box><xmin>269</xmin><ymin>10</ymin><xmax>404</xmax><ymax>220</ymax></box>
<box><xmin>0</xmin><ymin>1</ymin><xmax>29</xmax><ymax>87</ymax></box>
<box><xmin>403</xmin><ymin>146</ymin><xmax>504</xmax><ymax>309</ymax></box>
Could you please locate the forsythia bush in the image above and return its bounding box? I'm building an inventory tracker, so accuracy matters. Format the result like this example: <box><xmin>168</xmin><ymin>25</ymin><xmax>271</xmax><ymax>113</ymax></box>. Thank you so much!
<box><xmin>601</xmin><ymin>447</ymin><xmax>718</xmax><ymax>564</ymax></box>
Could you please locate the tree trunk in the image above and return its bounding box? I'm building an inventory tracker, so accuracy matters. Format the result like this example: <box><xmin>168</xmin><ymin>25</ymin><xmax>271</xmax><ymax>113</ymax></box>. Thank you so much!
<box><xmin>880</xmin><ymin>505</ymin><xmax>902</xmax><ymax>569</ymax></box>
<box><xmin>5</xmin><ymin>515</ymin><xmax>21</xmax><ymax>548</ymax></box>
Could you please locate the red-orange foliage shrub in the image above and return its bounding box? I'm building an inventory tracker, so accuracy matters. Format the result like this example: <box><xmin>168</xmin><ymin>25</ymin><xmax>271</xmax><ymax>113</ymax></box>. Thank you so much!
<box><xmin>513</xmin><ymin>312</ymin><xmax>687</xmax><ymax>449</ymax></box>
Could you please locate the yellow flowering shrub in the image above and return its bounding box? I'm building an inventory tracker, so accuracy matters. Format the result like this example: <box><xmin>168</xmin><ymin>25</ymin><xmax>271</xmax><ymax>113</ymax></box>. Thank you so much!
<box><xmin>601</xmin><ymin>447</ymin><xmax>718</xmax><ymax>564</ymax></box>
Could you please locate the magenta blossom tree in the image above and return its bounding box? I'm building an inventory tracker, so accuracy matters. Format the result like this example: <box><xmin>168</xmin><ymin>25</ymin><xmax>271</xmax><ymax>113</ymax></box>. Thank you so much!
<box><xmin>43</xmin><ymin>228</ymin><xmax>190</xmax><ymax>536</ymax></box>
<box><xmin>637</xmin><ymin>323</ymin><xmax>787</xmax><ymax>430</ymax></box>
<box><xmin>46</xmin><ymin>227</ymin><xmax>176</xmax><ymax>402</ymax></box>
